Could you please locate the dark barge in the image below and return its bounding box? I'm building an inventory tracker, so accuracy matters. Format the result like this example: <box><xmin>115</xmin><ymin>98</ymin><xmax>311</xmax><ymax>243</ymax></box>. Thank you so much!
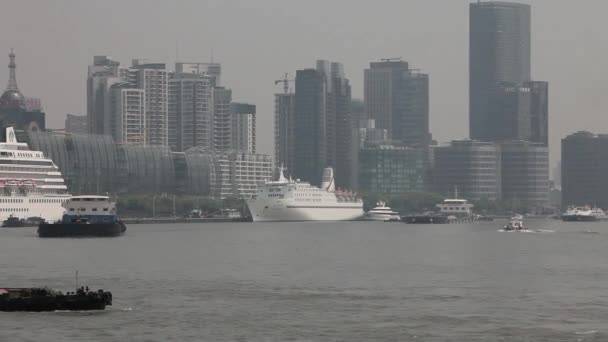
<box><xmin>0</xmin><ymin>287</ymin><xmax>112</xmax><ymax>312</ymax></box>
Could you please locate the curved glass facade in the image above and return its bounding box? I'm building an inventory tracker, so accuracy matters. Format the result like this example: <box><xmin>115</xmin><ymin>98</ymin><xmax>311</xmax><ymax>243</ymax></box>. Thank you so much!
<box><xmin>24</xmin><ymin>131</ymin><xmax>270</xmax><ymax>198</ymax></box>
<box><xmin>121</xmin><ymin>144</ymin><xmax>175</xmax><ymax>194</ymax></box>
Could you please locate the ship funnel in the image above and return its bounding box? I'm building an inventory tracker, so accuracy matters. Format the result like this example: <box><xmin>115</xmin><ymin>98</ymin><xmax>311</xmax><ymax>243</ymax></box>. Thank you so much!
<box><xmin>320</xmin><ymin>167</ymin><xmax>335</xmax><ymax>192</ymax></box>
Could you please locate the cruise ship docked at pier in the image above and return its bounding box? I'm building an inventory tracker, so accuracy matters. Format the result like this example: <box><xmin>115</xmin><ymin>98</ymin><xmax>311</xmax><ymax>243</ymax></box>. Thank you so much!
<box><xmin>0</xmin><ymin>127</ymin><xmax>70</xmax><ymax>222</ymax></box>
<box><xmin>246</xmin><ymin>167</ymin><xmax>363</xmax><ymax>222</ymax></box>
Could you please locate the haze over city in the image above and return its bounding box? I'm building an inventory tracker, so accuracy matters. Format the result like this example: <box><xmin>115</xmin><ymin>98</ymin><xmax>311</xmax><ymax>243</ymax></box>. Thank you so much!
<box><xmin>1</xmin><ymin>0</ymin><xmax>608</xmax><ymax>165</ymax></box>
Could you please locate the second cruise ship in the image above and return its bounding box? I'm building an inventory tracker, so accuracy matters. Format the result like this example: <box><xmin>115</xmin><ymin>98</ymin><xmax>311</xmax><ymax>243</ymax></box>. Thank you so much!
<box><xmin>0</xmin><ymin>127</ymin><xmax>70</xmax><ymax>222</ymax></box>
<box><xmin>247</xmin><ymin>167</ymin><xmax>363</xmax><ymax>222</ymax></box>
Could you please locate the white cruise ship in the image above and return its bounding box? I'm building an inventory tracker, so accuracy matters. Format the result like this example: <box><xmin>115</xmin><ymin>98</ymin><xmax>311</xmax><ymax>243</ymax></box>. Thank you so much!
<box><xmin>0</xmin><ymin>127</ymin><xmax>70</xmax><ymax>222</ymax></box>
<box><xmin>247</xmin><ymin>167</ymin><xmax>363</xmax><ymax>222</ymax></box>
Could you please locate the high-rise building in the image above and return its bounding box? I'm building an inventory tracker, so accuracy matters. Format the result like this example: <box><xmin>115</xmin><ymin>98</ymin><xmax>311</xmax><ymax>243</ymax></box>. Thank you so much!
<box><xmin>358</xmin><ymin>143</ymin><xmax>428</xmax><ymax>194</ymax></box>
<box><xmin>175</xmin><ymin>62</ymin><xmax>221</xmax><ymax>86</ymax></box>
<box><xmin>212</xmin><ymin>87</ymin><xmax>233</xmax><ymax>151</ymax></box>
<box><xmin>65</xmin><ymin>114</ymin><xmax>87</xmax><ymax>134</ymax></box>
<box><xmin>109</xmin><ymin>83</ymin><xmax>145</xmax><ymax>145</ymax></box>
<box><xmin>293</xmin><ymin>68</ymin><xmax>326</xmax><ymax>185</ymax></box>
<box><xmin>499</xmin><ymin>140</ymin><xmax>549</xmax><ymax>208</ymax></box>
<box><xmin>561</xmin><ymin>132</ymin><xmax>608</xmax><ymax>207</ymax></box>
<box><xmin>433</xmin><ymin>140</ymin><xmax>502</xmax><ymax>201</ymax></box>
<box><xmin>231</xmin><ymin>102</ymin><xmax>256</xmax><ymax>153</ymax></box>
<box><xmin>364</xmin><ymin>59</ymin><xmax>430</xmax><ymax>146</ymax></box>
<box><xmin>274</xmin><ymin>93</ymin><xmax>295</xmax><ymax>174</ymax></box>
<box><xmin>87</xmin><ymin>56</ymin><xmax>122</xmax><ymax>135</ymax></box>
<box><xmin>130</xmin><ymin>60</ymin><xmax>169</xmax><ymax>146</ymax></box>
<box><xmin>168</xmin><ymin>72</ymin><xmax>214</xmax><ymax>152</ymax></box>
<box><xmin>469</xmin><ymin>1</ymin><xmax>548</xmax><ymax>146</ymax></box>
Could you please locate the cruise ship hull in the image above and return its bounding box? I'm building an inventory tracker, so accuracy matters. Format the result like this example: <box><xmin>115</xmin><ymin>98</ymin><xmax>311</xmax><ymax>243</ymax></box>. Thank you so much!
<box><xmin>0</xmin><ymin>196</ymin><xmax>67</xmax><ymax>222</ymax></box>
<box><xmin>247</xmin><ymin>200</ymin><xmax>363</xmax><ymax>222</ymax></box>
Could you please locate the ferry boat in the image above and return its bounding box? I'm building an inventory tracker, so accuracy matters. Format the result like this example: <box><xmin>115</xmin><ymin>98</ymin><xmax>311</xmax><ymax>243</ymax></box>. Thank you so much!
<box><xmin>436</xmin><ymin>189</ymin><xmax>474</xmax><ymax>217</ymax></box>
<box><xmin>246</xmin><ymin>167</ymin><xmax>363</xmax><ymax>222</ymax></box>
<box><xmin>364</xmin><ymin>201</ymin><xmax>401</xmax><ymax>221</ymax></box>
<box><xmin>0</xmin><ymin>127</ymin><xmax>70</xmax><ymax>222</ymax></box>
<box><xmin>38</xmin><ymin>195</ymin><xmax>126</xmax><ymax>237</ymax></box>
<box><xmin>561</xmin><ymin>206</ymin><xmax>608</xmax><ymax>222</ymax></box>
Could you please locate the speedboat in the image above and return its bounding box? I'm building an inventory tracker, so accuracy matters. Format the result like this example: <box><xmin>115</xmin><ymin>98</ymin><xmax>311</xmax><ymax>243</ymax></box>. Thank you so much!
<box><xmin>364</xmin><ymin>201</ymin><xmax>401</xmax><ymax>221</ymax></box>
<box><xmin>503</xmin><ymin>214</ymin><xmax>525</xmax><ymax>231</ymax></box>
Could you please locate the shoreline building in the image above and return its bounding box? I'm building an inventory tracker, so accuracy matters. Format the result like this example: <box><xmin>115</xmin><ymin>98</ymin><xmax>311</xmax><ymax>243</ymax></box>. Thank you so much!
<box><xmin>561</xmin><ymin>132</ymin><xmax>608</xmax><ymax>208</ymax></box>
<box><xmin>433</xmin><ymin>140</ymin><xmax>502</xmax><ymax>201</ymax></box>
<box><xmin>499</xmin><ymin>140</ymin><xmax>549</xmax><ymax>209</ymax></box>
<box><xmin>358</xmin><ymin>142</ymin><xmax>428</xmax><ymax>194</ymax></box>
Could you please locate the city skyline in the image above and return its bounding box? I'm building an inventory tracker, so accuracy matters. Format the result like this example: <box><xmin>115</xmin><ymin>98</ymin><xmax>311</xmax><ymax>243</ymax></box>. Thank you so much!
<box><xmin>2</xmin><ymin>0</ymin><xmax>608</xmax><ymax>167</ymax></box>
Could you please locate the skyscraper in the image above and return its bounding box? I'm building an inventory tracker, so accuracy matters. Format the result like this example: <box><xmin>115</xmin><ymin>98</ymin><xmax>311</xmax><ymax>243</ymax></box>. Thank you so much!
<box><xmin>87</xmin><ymin>56</ymin><xmax>122</xmax><ymax>135</ymax></box>
<box><xmin>294</xmin><ymin>68</ymin><xmax>326</xmax><ymax>185</ymax></box>
<box><xmin>231</xmin><ymin>102</ymin><xmax>256</xmax><ymax>153</ymax></box>
<box><xmin>469</xmin><ymin>1</ymin><xmax>543</xmax><ymax>143</ymax></box>
<box><xmin>130</xmin><ymin>60</ymin><xmax>169</xmax><ymax>146</ymax></box>
<box><xmin>109</xmin><ymin>83</ymin><xmax>145</xmax><ymax>145</ymax></box>
<box><xmin>168</xmin><ymin>71</ymin><xmax>214</xmax><ymax>152</ymax></box>
<box><xmin>274</xmin><ymin>92</ymin><xmax>295</xmax><ymax>175</ymax></box>
<box><xmin>364</xmin><ymin>59</ymin><xmax>430</xmax><ymax>146</ymax></box>
<box><xmin>212</xmin><ymin>87</ymin><xmax>233</xmax><ymax>151</ymax></box>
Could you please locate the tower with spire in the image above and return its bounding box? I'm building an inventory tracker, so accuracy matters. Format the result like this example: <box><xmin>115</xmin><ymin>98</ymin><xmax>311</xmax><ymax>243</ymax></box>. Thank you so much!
<box><xmin>0</xmin><ymin>49</ymin><xmax>25</xmax><ymax>109</ymax></box>
<box><xmin>0</xmin><ymin>50</ymin><xmax>46</xmax><ymax>132</ymax></box>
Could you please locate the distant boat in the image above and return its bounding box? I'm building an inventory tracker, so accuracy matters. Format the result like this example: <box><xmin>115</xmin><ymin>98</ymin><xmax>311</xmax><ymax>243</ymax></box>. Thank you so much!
<box><xmin>561</xmin><ymin>206</ymin><xmax>608</xmax><ymax>222</ymax></box>
<box><xmin>364</xmin><ymin>201</ymin><xmax>400</xmax><ymax>221</ymax></box>
<box><xmin>0</xmin><ymin>287</ymin><xmax>112</xmax><ymax>311</ymax></box>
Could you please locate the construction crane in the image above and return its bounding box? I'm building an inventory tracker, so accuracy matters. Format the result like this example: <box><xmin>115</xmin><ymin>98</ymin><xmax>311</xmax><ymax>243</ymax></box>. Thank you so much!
<box><xmin>274</xmin><ymin>73</ymin><xmax>295</xmax><ymax>94</ymax></box>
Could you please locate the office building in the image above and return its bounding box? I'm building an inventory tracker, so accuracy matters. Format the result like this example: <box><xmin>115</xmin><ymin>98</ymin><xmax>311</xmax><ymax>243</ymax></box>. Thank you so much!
<box><xmin>231</xmin><ymin>102</ymin><xmax>256</xmax><ymax>153</ymax></box>
<box><xmin>561</xmin><ymin>132</ymin><xmax>608</xmax><ymax>207</ymax></box>
<box><xmin>293</xmin><ymin>68</ymin><xmax>326</xmax><ymax>185</ymax></box>
<box><xmin>433</xmin><ymin>140</ymin><xmax>502</xmax><ymax>201</ymax></box>
<box><xmin>358</xmin><ymin>143</ymin><xmax>428</xmax><ymax>194</ymax></box>
<box><xmin>470</xmin><ymin>1</ymin><xmax>531</xmax><ymax>141</ymax></box>
<box><xmin>470</xmin><ymin>2</ymin><xmax>548</xmax><ymax>146</ymax></box>
<box><xmin>274</xmin><ymin>93</ymin><xmax>295</xmax><ymax>175</ymax></box>
<box><xmin>225</xmin><ymin>152</ymin><xmax>272</xmax><ymax>199</ymax></box>
<box><xmin>364</xmin><ymin>59</ymin><xmax>430</xmax><ymax>146</ymax></box>
<box><xmin>499</xmin><ymin>140</ymin><xmax>549</xmax><ymax>208</ymax></box>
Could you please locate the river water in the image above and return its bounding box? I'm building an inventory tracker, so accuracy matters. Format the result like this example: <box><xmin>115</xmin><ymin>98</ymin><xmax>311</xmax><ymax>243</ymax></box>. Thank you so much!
<box><xmin>1</xmin><ymin>219</ymin><xmax>608</xmax><ymax>341</ymax></box>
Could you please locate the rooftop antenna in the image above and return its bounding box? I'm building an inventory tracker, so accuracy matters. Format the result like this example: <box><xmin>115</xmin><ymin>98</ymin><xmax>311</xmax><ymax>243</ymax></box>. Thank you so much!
<box><xmin>75</xmin><ymin>270</ymin><xmax>79</xmax><ymax>289</ymax></box>
<box><xmin>210</xmin><ymin>48</ymin><xmax>214</xmax><ymax>64</ymax></box>
<box><xmin>175</xmin><ymin>40</ymin><xmax>179</xmax><ymax>63</ymax></box>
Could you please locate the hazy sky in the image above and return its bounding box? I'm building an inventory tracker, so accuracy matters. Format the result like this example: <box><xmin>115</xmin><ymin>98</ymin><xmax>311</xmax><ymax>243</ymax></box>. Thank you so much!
<box><xmin>1</xmin><ymin>0</ymin><xmax>608</xmax><ymax>167</ymax></box>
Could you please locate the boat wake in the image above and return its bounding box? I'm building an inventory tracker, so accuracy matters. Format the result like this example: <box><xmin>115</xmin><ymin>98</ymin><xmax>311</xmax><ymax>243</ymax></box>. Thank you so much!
<box><xmin>498</xmin><ymin>229</ymin><xmax>555</xmax><ymax>234</ymax></box>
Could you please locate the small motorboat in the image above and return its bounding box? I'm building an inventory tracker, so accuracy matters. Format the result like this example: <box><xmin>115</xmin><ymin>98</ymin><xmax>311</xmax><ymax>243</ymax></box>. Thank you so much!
<box><xmin>503</xmin><ymin>215</ymin><xmax>526</xmax><ymax>231</ymax></box>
